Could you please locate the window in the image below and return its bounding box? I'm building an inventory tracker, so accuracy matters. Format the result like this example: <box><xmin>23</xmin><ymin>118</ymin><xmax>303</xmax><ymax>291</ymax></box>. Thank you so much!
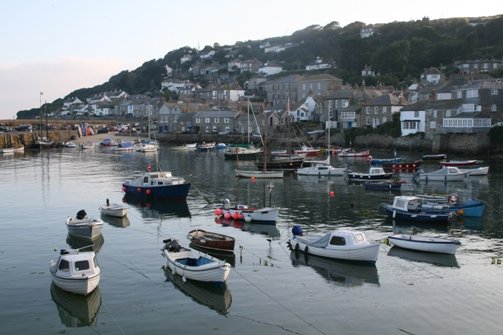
<box><xmin>204</xmin><ymin>118</ymin><xmax>210</xmax><ymax>124</ymax></box>
<box><xmin>414</xmin><ymin>111</ymin><xmax>419</xmax><ymax>118</ymax></box>
<box><xmin>491</xmin><ymin>89</ymin><xmax>498</xmax><ymax>96</ymax></box>
<box><xmin>75</xmin><ymin>260</ymin><xmax>90</xmax><ymax>271</ymax></box>
<box><xmin>491</xmin><ymin>104</ymin><xmax>497</xmax><ymax>112</ymax></box>
<box><xmin>58</xmin><ymin>259</ymin><xmax>70</xmax><ymax>272</ymax></box>
<box><xmin>195</xmin><ymin>118</ymin><xmax>201</xmax><ymax>124</ymax></box>
<box><xmin>330</xmin><ymin>236</ymin><xmax>346</xmax><ymax>246</ymax></box>
<box><xmin>224</xmin><ymin>117</ymin><xmax>230</xmax><ymax>124</ymax></box>
<box><xmin>466</xmin><ymin>89</ymin><xmax>478</xmax><ymax>98</ymax></box>
<box><xmin>214</xmin><ymin>118</ymin><xmax>219</xmax><ymax>123</ymax></box>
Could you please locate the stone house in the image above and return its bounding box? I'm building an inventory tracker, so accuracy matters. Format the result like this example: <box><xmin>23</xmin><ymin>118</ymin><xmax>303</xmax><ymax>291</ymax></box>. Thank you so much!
<box><xmin>193</xmin><ymin>110</ymin><xmax>237</xmax><ymax>134</ymax></box>
<box><xmin>362</xmin><ymin>93</ymin><xmax>406</xmax><ymax>128</ymax></box>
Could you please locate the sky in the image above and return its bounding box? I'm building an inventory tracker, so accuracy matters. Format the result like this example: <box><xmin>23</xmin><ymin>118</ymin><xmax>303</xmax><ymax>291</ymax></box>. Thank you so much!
<box><xmin>1</xmin><ymin>0</ymin><xmax>502</xmax><ymax>120</ymax></box>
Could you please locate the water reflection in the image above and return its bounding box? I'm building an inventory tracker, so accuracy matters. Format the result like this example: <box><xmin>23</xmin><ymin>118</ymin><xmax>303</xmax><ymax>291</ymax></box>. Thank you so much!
<box><xmin>215</xmin><ymin>217</ymin><xmax>280</xmax><ymax>237</ymax></box>
<box><xmin>123</xmin><ymin>195</ymin><xmax>191</xmax><ymax>219</ymax></box>
<box><xmin>101</xmin><ymin>214</ymin><xmax>131</xmax><ymax>228</ymax></box>
<box><xmin>162</xmin><ymin>266</ymin><xmax>232</xmax><ymax>316</ymax></box>
<box><xmin>50</xmin><ymin>283</ymin><xmax>101</xmax><ymax>327</ymax></box>
<box><xmin>387</xmin><ymin>246</ymin><xmax>459</xmax><ymax>268</ymax></box>
<box><xmin>66</xmin><ymin>234</ymin><xmax>104</xmax><ymax>253</ymax></box>
<box><xmin>290</xmin><ymin>250</ymin><xmax>380</xmax><ymax>286</ymax></box>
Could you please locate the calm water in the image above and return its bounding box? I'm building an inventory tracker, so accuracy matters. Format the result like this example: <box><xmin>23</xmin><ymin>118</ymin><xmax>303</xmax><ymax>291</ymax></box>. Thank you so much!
<box><xmin>1</xmin><ymin>144</ymin><xmax>502</xmax><ymax>335</ymax></box>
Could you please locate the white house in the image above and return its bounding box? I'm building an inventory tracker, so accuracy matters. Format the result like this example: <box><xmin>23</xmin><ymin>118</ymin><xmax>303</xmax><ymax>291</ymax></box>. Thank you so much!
<box><xmin>258</xmin><ymin>62</ymin><xmax>283</xmax><ymax>76</ymax></box>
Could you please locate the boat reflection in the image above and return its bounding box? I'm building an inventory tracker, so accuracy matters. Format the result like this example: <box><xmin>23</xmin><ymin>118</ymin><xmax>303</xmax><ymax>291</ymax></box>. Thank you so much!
<box><xmin>215</xmin><ymin>217</ymin><xmax>280</xmax><ymax>237</ymax></box>
<box><xmin>50</xmin><ymin>283</ymin><xmax>101</xmax><ymax>327</ymax></box>
<box><xmin>290</xmin><ymin>250</ymin><xmax>379</xmax><ymax>286</ymax></box>
<box><xmin>162</xmin><ymin>266</ymin><xmax>232</xmax><ymax>316</ymax></box>
<box><xmin>123</xmin><ymin>195</ymin><xmax>191</xmax><ymax>219</ymax></box>
<box><xmin>66</xmin><ymin>233</ymin><xmax>104</xmax><ymax>253</ymax></box>
<box><xmin>388</xmin><ymin>246</ymin><xmax>459</xmax><ymax>268</ymax></box>
<box><xmin>101</xmin><ymin>214</ymin><xmax>130</xmax><ymax>228</ymax></box>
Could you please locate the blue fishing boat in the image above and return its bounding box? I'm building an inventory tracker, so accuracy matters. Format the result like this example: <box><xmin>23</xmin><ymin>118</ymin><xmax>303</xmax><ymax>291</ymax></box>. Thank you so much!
<box><xmin>122</xmin><ymin>167</ymin><xmax>191</xmax><ymax>200</ymax></box>
<box><xmin>381</xmin><ymin>195</ymin><xmax>453</xmax><ymax>223</ymax></box>
<box><xmin>416</xmin><ymin>194</ymin><xmax>485</xmax><ymax>218</ymax></box>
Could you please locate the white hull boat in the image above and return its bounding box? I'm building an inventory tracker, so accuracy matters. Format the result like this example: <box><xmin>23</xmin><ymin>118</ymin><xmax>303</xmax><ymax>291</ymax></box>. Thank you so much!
<box><xmin>66</xmin><ymin>210</ymin><xmax>104</xmax><ymax>240</ymax></box>
<box><xmin>414</xmin><ymin>167</ymin><xmax>469</xmax><ymax>181</ymax></box>
<box><xmin>288</xmin><ymin>226</ymin><xmax>380</xmax><ymax>263</ymax></box>
<box><xmin>50</xmin><ymin>249</ymin><xmax>101</xmax><ymax>296</ymax></box>
<box><xmin>99</xmin><ymin>199</ymin><xmax>129</xmax><ymax>218</ymax></box>
<box><xmin>216</xmin><ymin>204</ymin><xmax>279</xmax><ymax>223</ymax></box>
<box><xmin>388</xmin><ymin>234</ymin><xmax>461</xmax><ymax>254</ymax></box>
<box><xmin>458</xmin><ymin>166</ymin><xmax>489</xmax><ymax>176</ymax></box>
<box><xmin>161</xmin><ymin>239</ymin><xmax>231</xmax><ymax>284</ymax></box>
<box><xmin>296</xmin><ymin>164</ymin><xmax>346</xmax><ymax>176</ymax></box>
<box><xmin>234</xmin><ymin>169</ymin><xmax>284</xmax><ymax>179</ymax></box>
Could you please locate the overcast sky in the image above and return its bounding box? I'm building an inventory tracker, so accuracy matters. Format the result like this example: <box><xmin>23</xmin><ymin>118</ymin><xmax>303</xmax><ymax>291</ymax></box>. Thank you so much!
<box><xmin>1</xmin><ymin>0</ymin><xmax>502</xmax><ymax>119</ymax></box>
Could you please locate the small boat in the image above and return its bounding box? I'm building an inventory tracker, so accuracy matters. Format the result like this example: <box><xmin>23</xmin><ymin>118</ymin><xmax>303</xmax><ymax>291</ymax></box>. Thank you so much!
<box><xmin>364</xmin><ymin>180</ymin><xmax>402</xmax><ymax>191</ymax></box>
<box><xmin>49</xmin><ymin>248</ymin><xmax>101</xmax><ymax>295</ymax></box>
<box><xmin>288</xmin><ymin>225</ymin><xmax>380</xmax><ymax>263</ymax></box>
<box><xmin>294</xmin><ymin>144</ymin><xmax>321</xmax><ymax>157</ymax></box>
<box><xmin>387</xmin><ymin>234</ymin><xmax>461</xmax><ymax>254</ymax></box>
<box><xmin>63</xmin><ymin>141</ymin><xmax>77</xmax><ymax>148</ymax></box>
<box><xmin>415</xmin><ymin>194</ymin><xmax>486</xmax><ymax>218</ymax></box>
<box><xmin>0</xmin><ymin>147</ymin><xmax>15</xmax><ymax>154</ymax></box>
<box><xmin>369</xmin><ymin>157</ymin><xmax>401</xmax><ymax>165</ymax></box>
<box><xmin>13</xmin><ymin>145</ymin><xmax>25</xmax><ymax>153</ymax></box>
<box><xmin>197</xmin><ymin>142</ymin><xmax>216</xmax><ymax>151</ymax></box>
<box><xmin>122</xmin><ymin>166</ymin><xmax>191</xmax><ymax>200</ymax></box>
<box><xmin>439</xmin><ymin>159</ymin><xmax>479</xmax><ymax>167</ymax></box>
<box><xmin>224</xmin><ymin>144</ymin><xmax>262</xmax><ymax>160</ymax></box>
<box><xmin>414</xmin><ymin>167</ymin><xmax>469</xmax><ymax>182</ymax></box>
<box><xmin>421</xmin><ymin>153</ymin><xmax>447</xmax><ymax>160</ymax></box>
<box><xmin>296</xmin><ymin>164</ymin><xmax>347</xmax><ymax>176</ymax></box>
<box><xmin>65</xmin><ymin>210</ymin><xmax>104</xmax><ymax>240</ymax></box>
<box><xmin>185</xmin><ymin>143</ymin><xmax>198</xmax><ymax>151</ymax></box>
<box><xmin>161</xmin><ymin>239</ymin><xmax>231</xmax><ymax>284</ymax></box>
<box><xmin>99</xmin><ymin>199</ymin><xmax>129</xmax><ymax>218</ymax></box>
<box><xmin>215</xmin><ymin>195</ymin><xmax>279</xmax><ymax>223</ymax></box>
<box><xmin>234</xmin><ymin>169</ymin><xmax>284</xmax><ymax>179</ymax></box>
<box><xmin>80</xmin><ymin>142</ymin><xmax>94</xmax><ymax>150</ymax></box>
<box><xmin>338</xmin><ymin>148</ymin><xmax>370</xmax><ymax>157</ymax></box>
<box><xmin>113</xmin><ymin>141</ymin><xmax>135</xmax><ymax>151</ymax></box>
<box><xmin>136</xmin><ymin>139</ymin><xmax>159</xmax><ymax>152</ymax></box>
<box><xmin>458</xmin><ymin>166</ymin><xmax>489</xmax><ymax>176</ymax></box>
<box><xmin>381</xmin><ymin>195</ymin><xmax>453</xmax><ymax>222</ymax></box>
<box><xmin>50</xmin><ymin>283</ymin><xmax>102</xmax><ymax>327</ymax></box>
<box><xmin>99</xmin><ymin>138</ymin><xmax>118</xmax><ymax>147</ymax></box>
<box><xmin>347</xmin><ymin>166</ymin><xmax>394</xmax><ymax>181</ymax></box>
<box><xmin>187</xmin><ymin>229</ymin><xmax>235</xmax><ymax>253</ymax></box>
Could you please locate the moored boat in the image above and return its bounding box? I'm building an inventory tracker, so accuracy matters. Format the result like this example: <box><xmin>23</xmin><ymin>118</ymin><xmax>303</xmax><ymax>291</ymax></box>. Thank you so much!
<box><xmin>338</xmin><ymin>148</ymin><xmax>370</xmax><ymax>158</ymax></box>
<box><xmin>387</xmin><ymin>233</ymin><xmax>461</xmax><ymax>254</ymax></box>
<box><xmin>161</xmin><ymin>239</ymin><xmax>231</xmax><ymax>284</ymax></box>
<box><xmin>364</xmin><ymin>180</ymin><xmax>402</xmax><ymax>191</ymax></box>
<box><xmin>421</xmin><ymin>153</ymin><xmax>447</xmax><ymax>160</ymax></box>
<box><xmin>234</xmin><ymin>169</ymin><xmax>284</xmax><ymax>179</ymax></box>
<box><xmin>99</xmin><ymin>199</ymin><xmax>129</xmax><ymax>218</ymax></box>
<box><xmin>122</xmin><ymin>166</ymin><xmax>191</xmax><ymax>200</ymax></box>
<box><xmin>65</xmin><ymin>210</ymin><xmax>104</xmax><ymax>240</ymax></box>
<box><xmin>414</xmin><ymin>166</ymin><xmax>469</xmax><ymax>182</ymax></box>
<box><xmin>348</xmin><ymin>166</ymin><xmax>394</xmax><ymax>181</ymax></box>
<box><xmin>288</xmin><ymin>225</ymin><xmax>380</xmax><ymax>263</ymax></box>
<box><xmin>458</xmin><ymin>166</ymin><xmax>489</xmax><ymax>176</ymax></box>
<box><xmin>215</xmin><ymin>201</ymin><xmax>279</xmax><ymax>223</ymax></box>
<box><xmin>381</xmin><ymin>195</ymin><xmax>453</xmax><ymax>223</ymax></box>
<box><xmin>49</xmin><ymin>248</ymin><xmax>101</xmax><ymax>296</ymax></box>
<box><xmin>439</xmin><ymin>159</ymin><xmax>479</xmax><ymax>167</ymax></box>
<box><xmin>187</xmin><ymin>229</ymin><xmax>235</xmax><ymax>253</ymax></box>
<box><xmin>296</xmin><ymin>163</ymin><xmax>347</xmax><ymax>176</ymax></box>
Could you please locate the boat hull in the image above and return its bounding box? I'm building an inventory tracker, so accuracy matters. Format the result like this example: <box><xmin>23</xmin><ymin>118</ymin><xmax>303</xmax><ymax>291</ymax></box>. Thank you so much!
<box><xmin>218</xmin><ymin>206</ymin><xmax>279</xmax><ymax>223</ymax></box>
<box><xmin>65</xmin><ymin>217</ymin><xmax>103</xmax><ymax>240</ymax></box>
<box><xmin>122</xmin><ymin>183</ymin><xmax>191</xmax><ymax>200</ymax></box>
<box><xmin>234</xmin><ymin>169</ymin><xmax>284</xmax><ymax>178</ymax></box>
<box><xmin>296</xmin><ymin>165</ymin><xmax>346</xmax><ymax>176</ymax></box>
<box><xmin>99</xmin><ymin>203</ymin><xmax>128</xmax><ymax>218</ymax></box>
<box><xmin>187</xmin><ymin>229</ymin><xmax>235</xmax><ymax>253</ymax></box>
<box><xmin>388</xmin><ymin>234</ymin><xmax>461</xmax><ymax>254</ymax></box>
<box><xmin>289</xmin><ymin>236</ymin><xmax>379</xmax><ymax>263</ymax></box>
<box><xmin>382</xmin><ymin>204</ymin><xmax>451</xmax><ymax>222</ymax></box>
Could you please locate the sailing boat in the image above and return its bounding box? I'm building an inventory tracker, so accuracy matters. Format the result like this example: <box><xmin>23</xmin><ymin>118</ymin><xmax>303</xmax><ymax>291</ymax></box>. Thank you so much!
<box><xmin>234</xmin><ymin>102</ymin><xmax>283</xmax><ymax>179</ymax></box>
<box><xmin>295</xmin><ymin>115</ymin><xmax>347</xmax><ymax>176</ymax></box>
<box><xmin>136</xmin><ymin>111</ymin><xmax>159</xmax><ymax>153</ymax></box>
<box><xmin>224</xmin><ymin>101</ymin><xmax>263</xmax><ymax>161</ymax></box>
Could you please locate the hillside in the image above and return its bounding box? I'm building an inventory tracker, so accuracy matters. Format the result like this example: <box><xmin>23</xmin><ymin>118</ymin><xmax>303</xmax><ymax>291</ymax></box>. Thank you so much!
<box><xmin>17</xmin><ymin>15</ymin><xmax>503</xmax><ymax>118</ymax></box>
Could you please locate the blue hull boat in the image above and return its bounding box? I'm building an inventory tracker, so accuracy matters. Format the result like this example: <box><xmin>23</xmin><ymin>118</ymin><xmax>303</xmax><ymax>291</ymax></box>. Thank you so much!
<box><xmin>122</xmin><ymin>169</ymin><xmax>191</xmax><ymax>200</ymax></box>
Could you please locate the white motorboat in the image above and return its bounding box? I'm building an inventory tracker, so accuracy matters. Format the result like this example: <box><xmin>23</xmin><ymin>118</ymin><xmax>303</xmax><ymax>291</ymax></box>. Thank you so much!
<box><xmin>296</xmin><ymin>164</ymin><xmax>347</xmax><ymax>176</ymax></box>
<box><xmin>387</xmin><ymin>233</ymin><xmax>461</xmax><ymax>255</ymax></box>
<box><xmin>348</xmin><ymin>166</ymin><xmax>394</xmax><ymax>181</ymax></box>
<box><xmin>414</xmin><ymin>166</ymin><xmax>469</xmax><ymax>181</ymax></box>
<box><xmin>65</xmin><ymin>210</ymin><xmax>104</xmax><ymax>240</ymax></box>
<box><xmin>234</xmin><ymin>169</ymin><xmax>284</xmax><ymax>179</ymax></box>
<box><xmin>161</xmin><ymin>239</ymin><xmax>231</xmax><ymax>284</ymax></box>
<box><xmin>288</xmin><ymin>226</ymin><xmax>380</xmax><ymax>263</ymax></box>
<box><xmin>49</xmin><ymin>248</ymin><xmax>101</xmax><ymax>295</ymax></box>
<box><xmin>458</xmin><ymin>166</ymin><xmax>489</xmax><ymax>176</ymax></box>
<box><xmin>99</xmin><ymin>199</ymin><xmax>129</xmax><ymax>218</ymax></box>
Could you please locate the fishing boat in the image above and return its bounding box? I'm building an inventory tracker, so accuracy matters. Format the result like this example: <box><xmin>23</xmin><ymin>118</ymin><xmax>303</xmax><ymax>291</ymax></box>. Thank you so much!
<box><xmin>234</xmin><ymin>169</ymin><xmax>284</xmax><ymax>179</ymax></box>
<box><xmin>338</xmin><ymin>148</ymin><xmax>370</xmax><ymax>158</ymax></box>
<box><xmin>288</xmin><ymin>225</ymin><xmax>380</xmax><ymax>263</ymax></box>
<box><xmin>49</xmin><ymin>248</ymin><xmax>101</xmax><ymax>295</ymax></box>
<box><xmin>161</xmin><ymin>239</ymin><xmax>231</xmax><ymax>284</ymax></box>
<box><xmin>347</xmin><ymin>166</ymin><xmax>394</xmax><ymax>181</ymax></box>
<box><xmin>187</xmin><ymin>229</ymin><xmax>235</xmax><ymax>253</ymax></box>
<box><xmin>439</xmin><ymin>159</ymin><xmax>479</xmax><ymax>167</ymax></box>
<box><xmin>415</xmin><ymin>194</ymin><xmax>486</xmax><ymax>217</ymax></box>
<box><xmin>99</xmin><ymin>199</ymin><xmax>129</xmax><ymax>218</ymax></box>
<box><xmin>458</xmin><ymin>166</ymin><xmax>489</xmax><ymax>176</ymax></box>
<box><xmin>122</xmin><ymin>166</ymin><xmax>191</xmax><ymax>200</ymax></box>
<box><xmin>296</xmin><ymin>163</ymin><xmax>347</xmax><ymax>176</ymax></box>
<box><xmin>414</xmin><ymin>166</ymin><xmax>469</xmax><ymax>182</ymax></box>
<box><xmin>387</xmin><ymin>234</ymin><xmax>461</xmax><ymax>254</ymax></box>
<box><xmin>136</xmin><ymin>139</ymin><xmax>159</xmax><ymax>152</ymax></box>
<box><xmin>65</xmin><ymin>210</ymin><xmax>104</xmax><ymax>240</ymax></box>
<box><xmin>421</xmin><ymin>153</ymin><xmax>447</xmax><ymax>160</ymax></box>
<box><xmin>381</xmin><ymin>195</ymin><xmax>453</xmax><ymax>222</ymax></box>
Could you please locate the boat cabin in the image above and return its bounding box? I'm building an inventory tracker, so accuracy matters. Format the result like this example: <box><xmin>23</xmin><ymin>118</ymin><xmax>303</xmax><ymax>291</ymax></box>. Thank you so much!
<box><xmin>392</xmin><ymin>196</ymin><xmax>423</xmax><ymax>212</ymax></box>
<box><xmin>369</xmin><ymin>167</ymin><xmax>387</xmax><ymax>175</ymax></box>
<box><xmin>55</xmin><ymin>250</ymin><xmax>100</xmax><ymax>278</ymax></box>
<box><xmin>326</xmin><ymin>230</ymin><xmax>371</xmax><ymax>248</ymax></box>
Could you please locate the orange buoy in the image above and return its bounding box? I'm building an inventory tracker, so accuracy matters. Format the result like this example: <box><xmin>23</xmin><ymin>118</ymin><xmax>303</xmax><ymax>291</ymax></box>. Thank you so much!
<box><xmin>214</xmin><ymin>208</ymin><xmax>222</xmax><ymax>216</ymax></box>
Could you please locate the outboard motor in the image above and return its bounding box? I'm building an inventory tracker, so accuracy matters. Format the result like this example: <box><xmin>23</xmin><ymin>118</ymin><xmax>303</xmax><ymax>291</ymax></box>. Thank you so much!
<box><xmin>292</xmin><ymin>225</ymin><xmax>303</xmax><ymax>236</ymax></box>
<box><xmin>76</xmin><ymin>209</ymin><xmax>87</xmax><ymax>220</ymax></box>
